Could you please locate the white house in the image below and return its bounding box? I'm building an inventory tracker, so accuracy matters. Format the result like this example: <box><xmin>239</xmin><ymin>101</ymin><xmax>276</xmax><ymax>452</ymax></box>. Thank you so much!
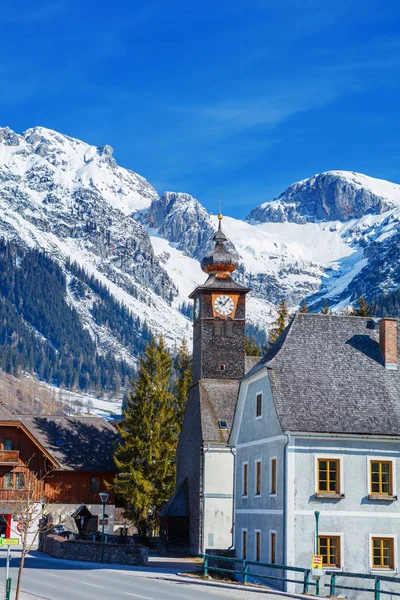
<box><xmin>230</xmin><ymin>313</ymin><xmax>400</xmax><ymax>593</ymax></box>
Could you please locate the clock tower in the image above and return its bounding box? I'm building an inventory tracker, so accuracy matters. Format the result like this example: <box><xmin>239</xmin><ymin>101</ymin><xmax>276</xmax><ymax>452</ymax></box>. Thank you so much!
<box><xmin>190</xmin><ymin>214</ymin><xmax>249</xmax><ymax>383</ymax></box>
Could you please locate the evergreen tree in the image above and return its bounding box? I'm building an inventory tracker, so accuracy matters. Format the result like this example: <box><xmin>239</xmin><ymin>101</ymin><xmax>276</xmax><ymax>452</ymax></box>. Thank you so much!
<box><xmin>320</xmin><ymin>299</ymin><xmax>331</xmax><ymax>315</ymax></box>
<box><xmin>245</xmin><ymin>336</ymin><xmax>262</xmax><ymax>356</ymax></box>
<box><xmin>299</xmin><ymin>300</ymin><xmax>308</xmax><ymax>313</ymax></box>
<box><xmin>113</xmin><ymin>337</ymin><xmax>176</xmax><ymax>540</ymax></box>
<box><xmin>269</xmin><ymin>299</ymin><xmax>289</xmax><ymax>344</ymax></box>
<box><xmin>351</xmin><ymin>296</ymin><xmax>372</xmax><ymax>317</ymax></box>
<box><xmin>174</xmin><ymin>338</ymin><xmax>192</xmax><ymax>431</ymax></box>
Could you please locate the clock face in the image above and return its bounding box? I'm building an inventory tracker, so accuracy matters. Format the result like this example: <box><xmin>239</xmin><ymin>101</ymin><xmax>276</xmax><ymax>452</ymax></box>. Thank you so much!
<box><xmin>194</xmin><ymin>298</ymin><xmax>200</xmax><ymax>318</ymax></box>
<box><xmin>214</xmin><ymin>294</ymin><xmax>234</xmax><ymax>316</ymax></box>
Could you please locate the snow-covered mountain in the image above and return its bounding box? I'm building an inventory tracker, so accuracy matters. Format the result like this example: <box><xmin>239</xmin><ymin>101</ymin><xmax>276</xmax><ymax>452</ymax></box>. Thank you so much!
<box><xmin>2</xmin><ymin>125</ymin><xmax>400</xmax><ymax>385</ymax></box>
<box><xmin>0</xmin><ymin>126</ymin><xmax>192</xmax><ymax>354</ymax></box>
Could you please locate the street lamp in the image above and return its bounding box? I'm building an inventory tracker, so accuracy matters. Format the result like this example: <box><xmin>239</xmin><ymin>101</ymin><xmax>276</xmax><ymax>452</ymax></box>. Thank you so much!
<box><xmin>99</xmin><ymin>492</ymin><xmax>109</xmax><ymax>562</ymax></box>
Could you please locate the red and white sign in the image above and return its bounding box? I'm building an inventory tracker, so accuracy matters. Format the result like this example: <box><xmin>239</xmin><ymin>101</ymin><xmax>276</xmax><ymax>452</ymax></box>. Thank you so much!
<box><xmin>16</xmin><ymin>523</ymin><xmax>24</xmax><ymax>534</ymax></box>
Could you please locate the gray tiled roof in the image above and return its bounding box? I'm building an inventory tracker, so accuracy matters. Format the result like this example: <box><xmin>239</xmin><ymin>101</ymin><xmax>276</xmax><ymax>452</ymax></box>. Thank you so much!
<box><xmin>199</xmin><ymin>379</ymin><xmax>240</xmax><ymax>442</ymax></box>
<box><xmin>0</xmin><ymin>406</ymin><xmax>118</xmax><ymax>471</ymax></box>
<box><xmin>246</xmin><ymin>313</ymin><xmax>400</xmax><ymax>436</ymax></box>
<box><xmin>189</xmin><ymin>274</ymin><xmax>249</xmax><ymax>297</ymax></box>
<box><xmin>20</xmin><ymin>415</ymin><xmax>119</xmax><ymax>471</ymax></box>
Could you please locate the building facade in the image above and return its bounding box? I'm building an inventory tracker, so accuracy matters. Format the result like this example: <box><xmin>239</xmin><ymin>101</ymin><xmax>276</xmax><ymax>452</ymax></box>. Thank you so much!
<box><xmin>230</xmin><ymin>314</ymin><xmax>400</xmax><ymax>591</ymax></box>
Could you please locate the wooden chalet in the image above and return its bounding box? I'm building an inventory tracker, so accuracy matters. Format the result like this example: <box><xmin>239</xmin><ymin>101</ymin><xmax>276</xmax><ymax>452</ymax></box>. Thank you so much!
<box><xmin>0</xmin><ymin>404</ymin><xmax>118</xmax><ymax>542</ymax></box>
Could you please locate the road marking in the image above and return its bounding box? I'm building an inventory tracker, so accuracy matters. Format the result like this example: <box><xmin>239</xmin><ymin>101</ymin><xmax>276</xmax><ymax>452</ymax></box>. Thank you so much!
<box><xmin>124</xmin><ymin>593</ymin><xmax>153</xmax><ymax>599</ymax></box>
<box><xmin>79</xmin><ymin>581</ymin><xmax>104</xmax><ymax>588</ymax></box>
<box><xmin>45</xmin><ymin>573</ymin><xmax>63</xmax><ymax>578</ymax></box>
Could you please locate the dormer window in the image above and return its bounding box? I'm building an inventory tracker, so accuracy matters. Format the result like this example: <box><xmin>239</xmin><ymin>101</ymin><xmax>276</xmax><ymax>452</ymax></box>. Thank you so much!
<box><xmin>218</xmin><ymin>420</ymin><xmax>228</xmax><ymax>430</ymax></box>
<box><xmin>219</xmin><ymin>364</ymin><xmax>226</xmax><ymax>371</ymax></box>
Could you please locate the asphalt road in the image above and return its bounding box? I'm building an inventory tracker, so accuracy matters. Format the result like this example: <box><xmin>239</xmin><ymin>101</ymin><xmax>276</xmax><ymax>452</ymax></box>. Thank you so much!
<box><xmin>0</xmin><ymin>551</ymin><xmax>287</xmax><ymax>600</ymax></box>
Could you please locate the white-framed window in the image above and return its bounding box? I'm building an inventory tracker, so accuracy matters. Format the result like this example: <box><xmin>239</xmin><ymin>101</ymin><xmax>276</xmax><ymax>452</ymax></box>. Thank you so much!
<box><xmin>369</xmin><ymin>533</ymin><xmax>397</xmax><ymax>571</ymax></box>
<box><xmin>314</xmin><ymin>454</ymin><xmax>344</xmax><ymax>496</ymax></box>
<box><xmin>241</xmin><ymin>529</ymin><xmax>248</xmax><ymax>559</ymax></box>
<box><xmin>367</xmin><ymin>457</ymin><xmax>396</xmax><ymax>498</ymax></box>
<box><xmin>255</xmin><ymin>529</ymin><xmax>261</xmax><ymax>562</ymax></box>
<box><xmin>256</xmin><ymin>392</ymin><xmax>263</xmax><ymax>418</ymax></box>
<box><xmin>242</xmin><ymin>462</ymin><xmax>248</xmax><ymax>497</ymax></box>
<box><xmin>255</xmin><ymin>459</ymin><xmax>262</xmax><ymax>496</ymax></box>
<box><xmin>270</xmin><ymin>456</ymin><xmax>277</xmax><ymax>496</ymax></box>
<box><xmin>269</xmin><ymin>530</ymin><xmax>276</xmax><ymax>564</ymax></box>
<box><xmin>318</xmin><ymin>532</ymin><xmax>344</xmax><ymax>569</ymax></box>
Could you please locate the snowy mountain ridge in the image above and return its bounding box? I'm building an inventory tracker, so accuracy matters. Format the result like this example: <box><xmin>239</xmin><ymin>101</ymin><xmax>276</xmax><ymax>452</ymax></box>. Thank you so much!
<box><xmin>2</xmin><ymin>125</ymin><xmax>400</xmax><ymax>384</ymax></box>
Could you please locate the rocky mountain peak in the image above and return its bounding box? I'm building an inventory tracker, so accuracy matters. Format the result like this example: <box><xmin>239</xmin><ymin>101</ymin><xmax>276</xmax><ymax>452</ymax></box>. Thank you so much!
<box><xmin>136</xmin><ymin>191</ymin><xmax>216</xmax><ymax>260</ymax></box>
<box><xmin>247</xmin><ymin>171</ymin><xmax>400</xmax><ymax>224</ymax></box>
<box><xmin>0</xmin><ymin>127</ymin><xmax>20</xmax><ymax>146</ymax></box>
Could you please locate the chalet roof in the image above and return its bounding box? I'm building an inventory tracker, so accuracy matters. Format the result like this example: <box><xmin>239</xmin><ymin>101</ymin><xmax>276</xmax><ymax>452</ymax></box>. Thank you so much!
<box><xmin>199</xmin><ymin>379</ymin><xmax>240</xmax><ymax>442</ymax></box>
<box><xmin>20</xmin><ymin>415</ymin><xmax>119</xmax><ymax>471</ymax></box>
<box><xmin>0</xmin><ymin>406</ymin><xmax>118</xmax><ymax>471</ymax></box>
<box><xmin>245</xmin><ymin>313</ymin><xmax>400</xmax><ymax>436</ymax></box>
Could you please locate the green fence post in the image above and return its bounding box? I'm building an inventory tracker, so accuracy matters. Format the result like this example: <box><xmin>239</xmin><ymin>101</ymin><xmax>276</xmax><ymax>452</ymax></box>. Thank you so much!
<box><xmin>330</xmin><ymin>573</ymin><xmax>337</xmax><ymax>597</ymax></box>
<box><xmin>6</xmin><ymin>577</ymin><xmax>11</xmax><ymax>600</ymax></box>
<box><xmin>315</xmin><ymin>577</ymin><xmax>320</xmax><ymax>596</ymax></box>
<box><xmin>375</xmin><ymin>578</ymin><xmax>381</xmax><ymax>600</ymax></box>
<box><xmin>204</xmin><ymin>555</ymin><xmax>208</xmax><ymax>577</ymax></box>
<box><xmin>243</xmin><ymin>560</ymin><xmax>249</xmax><ymax>585</ymax></box>
<box><xmin>303</xmin><ymin>569</ymin><xmax>310</xmax><ymax>594</ymax></box>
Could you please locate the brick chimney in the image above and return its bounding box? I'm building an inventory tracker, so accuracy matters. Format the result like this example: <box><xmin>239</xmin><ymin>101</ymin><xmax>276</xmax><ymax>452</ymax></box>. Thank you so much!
<box><xmin>379</xmin><ymin>318</ymin><xmax>398</xmax><ymax>370</ymax></box>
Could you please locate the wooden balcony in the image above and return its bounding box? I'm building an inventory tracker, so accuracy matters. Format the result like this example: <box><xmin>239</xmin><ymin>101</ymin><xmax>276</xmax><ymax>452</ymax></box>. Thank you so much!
<box><xmin>0</xmin><ymin>489</ymin><xmax>29</xmax><ymax>502</ymax></box>
<box><xmin>0</xmin><ymin>450</ymin><xmax>20</xmax><ymax>466</ymax></box>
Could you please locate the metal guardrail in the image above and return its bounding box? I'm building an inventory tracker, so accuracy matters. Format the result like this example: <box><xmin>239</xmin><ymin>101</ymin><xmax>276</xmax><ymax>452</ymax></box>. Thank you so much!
<box><xmin>325</xmin><ymin>570</ymin><xmax>400</xmax><ymax>600</ymax></box>
<box><xmin>202</xmin><ymin>554</ymin><xmax>400</xmax><ymax>598</ymax></box>
<box><xmin>201</xmin><ymin>553</ymin><xmax>316</xmax><ymax>594</ymax></box>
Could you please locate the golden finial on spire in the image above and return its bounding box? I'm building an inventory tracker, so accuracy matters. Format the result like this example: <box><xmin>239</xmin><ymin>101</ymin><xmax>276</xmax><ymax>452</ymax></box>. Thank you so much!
<box><xmin>217</xmin><ymin>194</ymin><xmax>223</xmax><ymax>227</ymax></box>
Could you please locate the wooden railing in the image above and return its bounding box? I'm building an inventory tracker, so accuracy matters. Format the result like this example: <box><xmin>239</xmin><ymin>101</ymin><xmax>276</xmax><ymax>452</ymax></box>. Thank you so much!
<box><xmin>0</xmin><ymin>450</ymin><xmax>19</xmax><ymax>465</ymax></box>
<box><xmin>0</xmin><ymin>489</ymin><xmax>29</xmax><ymax>502</ymax></box>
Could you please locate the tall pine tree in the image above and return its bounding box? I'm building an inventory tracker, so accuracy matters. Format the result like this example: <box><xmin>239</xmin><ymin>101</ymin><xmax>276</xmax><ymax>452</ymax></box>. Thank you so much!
<box><xmin>269</xmin><ymin>299</ymin><xmax>289</xmax><ymax>344</ymax></box>
<box><xmin>174</xmin><ymin>338</ymin><xmax>192</xmax><ymax>432</ymax></box>
<box><xmin>113</xmin><ymin>336</ymin><xmax>176</xmax><ymax>540</ymax></box>
<box><xmin>320</xmin><ymin>299</ymin><xmax>331</xmax><ymax>315</ymax></box>
<box><xmin>245</xmin><ymin>336</ymin><xmax>262</xmax><ymax>356</ymax></box>
<box><xmin>351</xmin><ymin>296</ymin><xmax>372</xmax><ymax>317</ymax></box>
<box><xmin>299</xmin><ymin>300</ymin><xmax>308</xmax><ymax>313</ymax></box>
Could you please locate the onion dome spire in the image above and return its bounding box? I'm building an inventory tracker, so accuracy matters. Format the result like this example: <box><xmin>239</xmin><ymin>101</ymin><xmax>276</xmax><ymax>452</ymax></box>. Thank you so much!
<box><xmin>201</xmin><ymin>213</ymin><xmax>238</xmax><ymax>275</ymax></box>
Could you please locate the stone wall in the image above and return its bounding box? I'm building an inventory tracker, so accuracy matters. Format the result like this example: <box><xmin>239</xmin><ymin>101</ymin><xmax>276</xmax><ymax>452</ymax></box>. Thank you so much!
<box><xmin>42</xmin><ymin>534</ymin><xmax>148</xmax><ymax>565</ymax></box>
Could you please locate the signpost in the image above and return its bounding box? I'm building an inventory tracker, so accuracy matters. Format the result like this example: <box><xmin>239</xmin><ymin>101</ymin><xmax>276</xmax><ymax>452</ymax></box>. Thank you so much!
<box><xmin>0</xmin><ymin>539</ymin><xmax>19</xmax><ymax>547</ymax></box>
<box><xmin>0</xmin><ymin>539</ymin><xmax>19</xmax><ymax>600</ymax></box>
<box><xmin>312</xmin><ymin>554</ymin><xmax>323</xmax><ymax>569</ymax></box>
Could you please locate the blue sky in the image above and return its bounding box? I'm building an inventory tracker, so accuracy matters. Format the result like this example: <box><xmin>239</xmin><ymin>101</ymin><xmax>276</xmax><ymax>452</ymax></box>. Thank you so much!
<box><xmin>2</xmin><ymin>0</ymin><xmax>400</xmax><ymax>218</ymax></box>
